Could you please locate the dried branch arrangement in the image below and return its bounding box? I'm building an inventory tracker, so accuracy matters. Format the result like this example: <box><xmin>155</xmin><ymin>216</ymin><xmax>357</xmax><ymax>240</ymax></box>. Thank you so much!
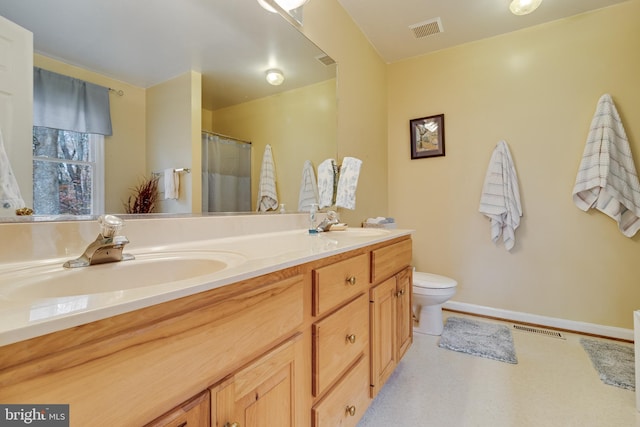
<box><xmin>124</xmin><ymin>175</ymin><xmax>160</xmax><ymax>214</ymax></box>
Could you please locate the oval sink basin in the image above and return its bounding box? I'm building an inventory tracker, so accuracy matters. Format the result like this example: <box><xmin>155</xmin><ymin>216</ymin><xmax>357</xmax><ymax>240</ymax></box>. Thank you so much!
<box><xmin>0</xmin><ymin>251</ymin><xmax>246</xmax><ymax>301</ymax></box>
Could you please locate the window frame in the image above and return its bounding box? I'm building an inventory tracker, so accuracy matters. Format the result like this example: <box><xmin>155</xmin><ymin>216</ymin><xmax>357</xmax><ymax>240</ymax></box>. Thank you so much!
<box><xmin>32</xmin><ymin>128</ymin><xmax>105</xmax><ymax>215</ymax></box>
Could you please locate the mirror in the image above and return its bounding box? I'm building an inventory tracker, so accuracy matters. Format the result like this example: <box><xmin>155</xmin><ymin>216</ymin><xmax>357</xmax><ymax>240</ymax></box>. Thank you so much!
<box><xmin>0</xmin><ymin>0</ymin><xmax>337</xmax><ymax>221</ymax></box>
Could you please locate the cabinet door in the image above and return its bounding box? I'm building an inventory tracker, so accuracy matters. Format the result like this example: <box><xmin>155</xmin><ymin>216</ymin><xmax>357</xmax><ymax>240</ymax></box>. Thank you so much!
<box><xmin>145</xmin><ymin>390</ymin><xmax>210</xmax><ymax>427</ymax></box>
<box><xmin>212</xmin><ymin>335</ymin><xmax>302</xmax><ymax>427</ymax></box>
<box><xmin>396</xmin><ymin>267</ymin><xmax>413</xmax><ymax>361</ymax></box>
<box><xmin>369</xmin><ymin>277</ymin><xmax>397</xmax><ymax>397</ymax></box>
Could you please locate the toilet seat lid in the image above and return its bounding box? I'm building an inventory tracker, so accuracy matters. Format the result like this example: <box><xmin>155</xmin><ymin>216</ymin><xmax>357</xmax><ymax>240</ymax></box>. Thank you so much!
<box><xmin>413</xmin><ymin>271</ymin><xmax>457</xmax><ymax>289</ymax></box>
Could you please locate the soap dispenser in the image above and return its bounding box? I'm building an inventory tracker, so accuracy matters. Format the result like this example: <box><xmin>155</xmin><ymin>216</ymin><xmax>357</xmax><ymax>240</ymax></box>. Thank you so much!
<box><xmin>309</xmin><ymin>204</ymin><xmax>318</xmax><ymax>234</ymax></box>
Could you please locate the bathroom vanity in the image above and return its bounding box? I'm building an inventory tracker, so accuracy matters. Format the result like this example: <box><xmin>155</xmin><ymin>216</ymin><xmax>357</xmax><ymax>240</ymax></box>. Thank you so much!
<box><xmin>0</xmin><ymin>215</ymin><xmax>413</xmax><ymax>426</ymax></box>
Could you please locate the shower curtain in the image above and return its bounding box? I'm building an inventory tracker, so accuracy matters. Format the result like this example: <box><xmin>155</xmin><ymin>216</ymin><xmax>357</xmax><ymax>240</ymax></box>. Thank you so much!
<box><xmin>201</xmin><ymin>132</ymin><xmax>251</xmax><ymax>212</ymax></box>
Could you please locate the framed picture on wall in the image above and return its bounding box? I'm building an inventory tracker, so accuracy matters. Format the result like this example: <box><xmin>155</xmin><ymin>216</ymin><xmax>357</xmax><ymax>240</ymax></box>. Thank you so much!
<box><xmin>410</xmin><ymin>114</ymin><xmax>445</xmax><ymax>159</ymax></box>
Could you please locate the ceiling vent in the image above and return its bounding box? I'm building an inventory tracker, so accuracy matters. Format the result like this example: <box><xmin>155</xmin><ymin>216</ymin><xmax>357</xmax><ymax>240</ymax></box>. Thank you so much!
<box><xmin>409</xmin><ymin>17</ymin><xmax>443</xmax><ymax>39</ymax></box>
<box><xmin>316</xmin><ymin>54</ymin><xmax>336</xmax><ymax>66</ymax></box>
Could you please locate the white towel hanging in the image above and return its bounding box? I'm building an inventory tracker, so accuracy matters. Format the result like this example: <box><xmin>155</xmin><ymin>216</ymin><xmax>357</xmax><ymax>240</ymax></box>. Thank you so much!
<box><xmin>335</xmin><ymin>157</ymin><xmax>362</xmax><ymax>210</ymax></box>
<box><xmin>298</xmin><ymin>160</ymin><xmax>319</xmax><ymax>212</ymax></box>
<box><xmin>0</xmin><ymin>128</ymin><xmax>25</xmax><ymax>209</ymax></box>
<box><xmin>256</xmin><ymin>144</ymin><xmax>278</xmax><ymax>212</ymax></box>
<box><xmin>479</xmin><ymin>141</ymin><xmax>522</xmax><ymax>251</ymax></box>
<box><xmin>163</xmin><ymin>168</ymin><xmax>180</xmax><ymax>200</ymax></box>
<box><xmin>317</xmin><ymin>158</ymin><xmax>335</xmax><ymax>209</ymax></box>
<box><xmin>572</xmin><ymin>94</ymin><xmax>640</xmax><ymax>237</ymax></box>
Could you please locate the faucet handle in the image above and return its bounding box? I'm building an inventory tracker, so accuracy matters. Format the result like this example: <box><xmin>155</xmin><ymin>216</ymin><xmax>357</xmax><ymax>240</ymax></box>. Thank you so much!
<box><xmin>98</xmin><ymin>214</ymin><xmax>124</xmax><ymax>237</ymax></box>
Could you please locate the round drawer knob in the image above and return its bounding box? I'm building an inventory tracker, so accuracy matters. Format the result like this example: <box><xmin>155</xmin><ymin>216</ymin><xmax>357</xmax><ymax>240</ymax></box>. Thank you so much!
<box><xmin>346</xmin><ymin>405</ymin><xmax>356</xmax><ymax>417</ymax></box>
<box><xmin>224</xmin><ymin>423</ymin><xmax>239</xmax><ymax>427</ymax></box>
<box><xmin>346</xmin><ymin>276</ymin><xmax>357</xmax><ymax>286</ymax></box>
<box><xmin>346</xmin><ymin>334</ymin><xmax>356</xmax><ymax>344</ymax></box>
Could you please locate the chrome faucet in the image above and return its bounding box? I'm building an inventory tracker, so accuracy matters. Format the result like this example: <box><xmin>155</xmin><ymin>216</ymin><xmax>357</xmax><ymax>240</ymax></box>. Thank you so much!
<box><xmin>315</xmin><ymin>210</ymin><xmax>340</xmax><ymax>232</ymax></box>
<box><xmin>63</xmin><ymin>215</ymin><xmax>135</xmax><ymax>268</ymax></box>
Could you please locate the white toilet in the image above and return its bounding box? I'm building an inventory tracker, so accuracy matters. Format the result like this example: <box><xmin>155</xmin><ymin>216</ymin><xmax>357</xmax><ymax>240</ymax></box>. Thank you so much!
<box><xmin>412</xmin><ymin>271</ymin><xmax>458</xmax><ymax>335</ymax></box>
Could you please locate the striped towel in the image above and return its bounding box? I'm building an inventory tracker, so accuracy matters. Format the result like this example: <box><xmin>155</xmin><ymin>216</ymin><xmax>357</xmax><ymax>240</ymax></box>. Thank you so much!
<box><xmin>298</xmin><ymin>160</ymin><xmax>319</xmax><ymax>212</ymax></box>
<box><xmin>336</xmin><ymin>157</ymin><xmax>362</xmax><ymax>210</ymax></box>
<box><xmin>479</xmin><ymin>141</ymin><xmax>522</xmax><ymax>251</ymax></box>
<box><xmin>0</xmin><ymin>128</ymin><xmax>25</xmax><ymax>209</ymax></box>
<box><xmin>572</xmin><ymin>94</ymin><xmax>640</xmax><ymax>237</ymax></box>
<box><xmin>317</xmin><ymin>158</ymin><xmax>335</xmax><ymax>208</ymax></box>
<box><xmin>256</xmin><ymin>144</ymin><xmax>278</xmax><ymax>212</ymax></box>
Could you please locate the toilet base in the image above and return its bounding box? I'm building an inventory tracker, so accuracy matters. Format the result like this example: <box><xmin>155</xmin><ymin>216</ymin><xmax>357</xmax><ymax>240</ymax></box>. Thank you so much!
<box><xmin>413</xmin><ymin>304</ymin><xmax>445</xmax><ymax>335</ymax></box>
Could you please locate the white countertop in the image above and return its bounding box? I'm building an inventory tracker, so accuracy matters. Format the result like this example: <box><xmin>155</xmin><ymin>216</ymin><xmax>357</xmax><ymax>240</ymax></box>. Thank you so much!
<box><xmin>0</xmin><ymin>228</ymin><xmax>412</xmax><ymax>346</ymax></box>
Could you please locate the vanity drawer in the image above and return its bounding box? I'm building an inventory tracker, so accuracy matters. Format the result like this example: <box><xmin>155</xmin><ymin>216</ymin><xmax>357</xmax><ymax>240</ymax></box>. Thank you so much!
<box><xmin>312</xmin><ymin>293</ymin><xmax>369</xmax><ymax>397</ymax></box>
<box><xmin>312</xmin><ymin>354</ymin><xmax>370</xmax><ymax>427</ymax></box>
<box><xmin>312</xmin><ymin>253</ymin><xmax>369</xmax><ymax>316</ymax></box>
<box><xmin>371</xmin><ymin>238</ymin><xmax>412</xmax><ymax>284</ymax></box>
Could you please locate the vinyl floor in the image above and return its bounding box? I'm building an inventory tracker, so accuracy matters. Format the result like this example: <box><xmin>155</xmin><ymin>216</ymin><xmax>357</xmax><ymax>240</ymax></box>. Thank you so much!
<box><xmin>357</xmin><ymin>311</ymin><xmax>639</xmax><ymax>427</ymax></box>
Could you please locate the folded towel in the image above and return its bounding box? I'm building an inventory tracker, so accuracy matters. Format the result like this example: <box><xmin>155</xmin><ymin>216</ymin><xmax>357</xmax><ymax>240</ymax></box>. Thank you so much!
<box><xmin>335</xmin><ymin>157</ymin><xmax>362</xmax><ymax>210</ymax></box>
<box><xmin>164</xmin><ymin>168</ymin><xmax>180</xmax><ymax>200</ymax></box>
<box><xmin>0</xmin><ymin>128</ymin><xmax>25</xmax><ymax>209</ymax></box>
<box><xmin>298</xmin><ymin>160</ymin><xmax>319</xmax><ymax>212</ymax></box>
<box><xmin>366</xmin><ymin>217</ymin><xmax>387</xmax><ymax>224</ymax></box>
<box><xmin>256</xmin><ymin>144</ymin><xmax>278</xmax><ymax>212</ymax></box>
<box><xmin>572</xmin><ymin>94</ymin><xmax>640</xmax><ymax>237</ymax></box>
<box><xmin>317</xmin><ymin>158</ymin><xmax>335</xmax><ymax>208</ymax></box>
<box><xmin>479</xmin><ymin>141</ymin><xmax>522</xmax><ymax>251</ymax></box>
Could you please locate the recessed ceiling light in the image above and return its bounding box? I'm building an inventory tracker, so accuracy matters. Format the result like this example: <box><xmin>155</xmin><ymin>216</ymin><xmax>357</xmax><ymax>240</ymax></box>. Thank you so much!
<box><xmin>257</xmin><ymin>0</ymin><xmax>308</xmax><ymax>13</ymax></box>
<box><xmin>266</xmin><ymin>69</ymin><xmax>285</xmax><ymax>86</ymax></box>
<box><xmin>509</xmin><ymin>0</ymin><xmax>542</xmax><ymax>15</ymax></box>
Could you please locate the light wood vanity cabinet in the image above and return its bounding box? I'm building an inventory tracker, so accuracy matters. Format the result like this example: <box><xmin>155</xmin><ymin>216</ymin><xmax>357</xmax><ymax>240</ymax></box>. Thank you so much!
<box><xmin>395</xmin><ymin>267</ymin><xmax>413</xmax><ymax>360</ymax></box>
<box><xmin>145</xmin><ymin>391</ymin><xmax>211</xmax><ymax>427</ymax></box>
<box><xmin>211</xmin><ymin>334</ymin><xmax>304</xmax><ymax>427</ymax></box>
<box><xmin>312</xmin><ymin>252</ymin><xmax>369</xmax><ymax>316</ymax></box>
<box><xmin>310</xmin><ymin>236</ymin><xmax>413</xmax><ymax>427</ymax></box>
<box><xmin>311</xmin><ymin>252</ymin><xmax>372</xmax><ymax>427</ymax></box>
<box><xmin>311</xmin><ymin>355</ymin><xmax>370</xmax><ymax>427</ymax></box>
<box><xmin>0</xmin><ymin>235</ymin><xmax>413</xmax><ymax>427</ymax></box>
<box><xmin>370</xmin><ymin>239</ymin><xmax>413</xmax><ymax>397</ymax></box>
<box><xmin>0</xmin><ymin>271</ymin><xmax>305</xmax><ymax>426</ymax></box>
<box><xmin>312</xmin><ymin>293</ymin><xmax>369</xmax><ymax>397</ymax></box>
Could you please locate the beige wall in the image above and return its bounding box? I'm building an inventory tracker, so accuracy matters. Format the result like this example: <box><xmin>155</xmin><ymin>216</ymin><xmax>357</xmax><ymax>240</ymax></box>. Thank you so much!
<box><xmin>208</xmin><ymin>79</ymin><xmax>337</xmax><ymax>211</ymax></box>
<box><xmin>34</xmin><ymin>55</ymin><xmax>147</xmax><ymax>213</ymax></box>
<box><xmin>146</xmin><ymin>71</ymin><xmax>202</xmax><ymax>214</ymax></box>
<box><xmin>303</xmin><ymin>0</ymin><xmax>388</xmax><ymax>226</ymax></box>
<box><xmin>387</xmin><ymin>1</ymin><xmax>640</xmax><ymax>329</ymax></box>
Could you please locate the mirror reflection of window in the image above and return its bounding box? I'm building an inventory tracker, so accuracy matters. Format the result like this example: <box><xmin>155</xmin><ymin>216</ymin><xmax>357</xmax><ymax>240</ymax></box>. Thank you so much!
<box><xmin>32</xmin><ymin>68</ymin><xmax>111</xmax><ymax>216</ymax></box>
<box><xmin>32</xmin><ymin>127</ymin><xmax>104</xmax><ymax>215</ymax></box>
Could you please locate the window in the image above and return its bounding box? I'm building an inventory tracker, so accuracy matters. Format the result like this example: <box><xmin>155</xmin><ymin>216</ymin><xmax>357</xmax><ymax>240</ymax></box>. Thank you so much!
<box><xmin>32</xmin><ymin>126</ymin><xmax>104</xmax><ymax>215</ymax></box>
<box><xmin>32</xmin><ymin>68</ymin><xmax>112</xmax><ymax>216</ymax></box>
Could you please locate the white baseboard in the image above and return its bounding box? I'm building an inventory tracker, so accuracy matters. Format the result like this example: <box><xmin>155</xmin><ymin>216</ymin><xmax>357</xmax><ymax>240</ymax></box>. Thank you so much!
<box><xmin>443</xmin><ymin>301</ymin><xmax>634</xmax><ymax>342</ymax></box>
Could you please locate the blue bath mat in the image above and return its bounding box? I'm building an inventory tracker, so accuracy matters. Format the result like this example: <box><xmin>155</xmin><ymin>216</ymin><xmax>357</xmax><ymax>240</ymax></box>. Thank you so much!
<box><xmin>438</xmin><ymin>317</ymin><xmax>518</xmax><ymax>364</ymax></box>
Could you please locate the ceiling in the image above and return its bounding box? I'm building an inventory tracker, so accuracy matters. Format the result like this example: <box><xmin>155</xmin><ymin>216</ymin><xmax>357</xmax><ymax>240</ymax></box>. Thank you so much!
<box><xmin>0</xmin><ymin>0</ymin><xmax>335</xmax><ymax>110</ymax></box>
<box><xmin>336</xmin><ymin>0</ymin><xmax>630</xmax><ymax>63</ymax></box>
<box><xmin>0</xmin><ymin>0</ymin><xmax>629</xmax><ymax>110</ymax></box>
